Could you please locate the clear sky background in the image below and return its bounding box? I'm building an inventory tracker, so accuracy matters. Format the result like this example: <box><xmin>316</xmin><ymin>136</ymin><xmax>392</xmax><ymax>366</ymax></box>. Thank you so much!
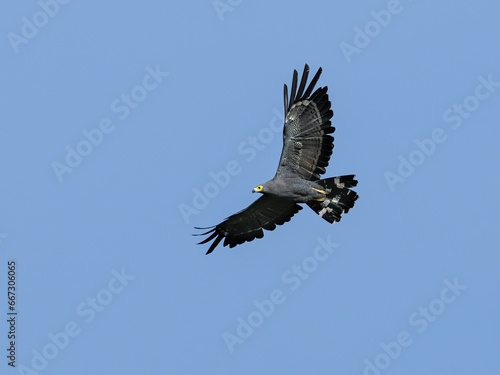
<box><xmin>1</xmin><ymin>1</ymin><xmax>499</xmax><ymax>374</ymax></box>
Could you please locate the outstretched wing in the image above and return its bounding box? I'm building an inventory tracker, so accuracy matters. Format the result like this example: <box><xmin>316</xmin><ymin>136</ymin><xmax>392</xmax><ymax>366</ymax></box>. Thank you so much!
<box><xmin>276</xmin><ymin>64</ymin><xmax>335</xmax><ymax>181</ymax></box>
<box><xmin>195</xmin><ymin>195</ymin><xmax>302</xmax><ymax>254</ymax></box>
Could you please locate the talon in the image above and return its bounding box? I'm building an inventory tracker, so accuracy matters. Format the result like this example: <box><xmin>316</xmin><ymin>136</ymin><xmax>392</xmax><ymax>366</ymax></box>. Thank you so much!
<box><xmin>314</xmin><ymin>197</ymin><xmax>326</xmax><ymax>201</ymax></box>
<box><xmin>311</xmin><ymin>187</ymin><xmax>326</xmax><ymax>194</ymax></box>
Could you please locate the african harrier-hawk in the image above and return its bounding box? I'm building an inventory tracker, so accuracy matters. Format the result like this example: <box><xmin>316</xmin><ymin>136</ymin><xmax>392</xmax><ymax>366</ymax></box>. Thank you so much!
<box><xmin>195</xmin><ymin>65</ymin><xmax>358</xmax><ymax>254</ymax></box>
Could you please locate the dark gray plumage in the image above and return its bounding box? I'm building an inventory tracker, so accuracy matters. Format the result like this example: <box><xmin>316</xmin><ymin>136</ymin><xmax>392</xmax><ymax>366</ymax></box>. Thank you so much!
<box><xmin>195</xmin><ymin>64</ymin><xmax>358</xmax><ymax>254</ymax></box>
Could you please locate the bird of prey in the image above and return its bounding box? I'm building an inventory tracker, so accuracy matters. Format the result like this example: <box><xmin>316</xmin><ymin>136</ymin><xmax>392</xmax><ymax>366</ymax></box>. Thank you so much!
<box><xmin>195</xmin><ymin>64</ymin><xmax>358</xmax><ymax>254</ymax></box>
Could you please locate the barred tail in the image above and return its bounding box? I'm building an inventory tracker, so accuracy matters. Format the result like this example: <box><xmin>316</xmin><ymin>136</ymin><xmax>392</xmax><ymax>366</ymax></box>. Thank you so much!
<box><xmin>307</xmin><ymin>175</ymin><xmax>359</xmax><ymax>223</ymax></box>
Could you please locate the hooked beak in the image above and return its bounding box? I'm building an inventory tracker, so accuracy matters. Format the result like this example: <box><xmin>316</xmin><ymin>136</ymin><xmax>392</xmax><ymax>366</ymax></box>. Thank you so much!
<box><xmin>252</xmin><ymin>188</ymin><xmax>257</xmax><ymax>193</ymax></box>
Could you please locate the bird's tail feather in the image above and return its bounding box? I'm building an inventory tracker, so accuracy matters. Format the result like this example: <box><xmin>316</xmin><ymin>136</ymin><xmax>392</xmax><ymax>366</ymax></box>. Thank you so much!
<box><xmin>307</xmin><ymin>175</ymin><xmax>359</xmax><ymax>223</ymax></box>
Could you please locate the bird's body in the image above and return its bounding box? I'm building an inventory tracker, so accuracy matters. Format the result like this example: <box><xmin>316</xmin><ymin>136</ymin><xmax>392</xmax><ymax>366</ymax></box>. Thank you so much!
<box><xmin>195</xmin><ymin>65</ymin><xmax>359</xmax><ymax>254</ymax></box>
<box><xmin>254</xmin><ymin>177</ymin><xmax>326</xmax><ymax>202</ymax></box>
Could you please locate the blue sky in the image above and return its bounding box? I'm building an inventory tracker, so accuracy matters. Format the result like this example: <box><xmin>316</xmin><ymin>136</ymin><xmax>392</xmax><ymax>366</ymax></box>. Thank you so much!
<box><xmin>1</xmin><ymin>1</ymin><xmax>499</xmax><ymax>374</ymax></box>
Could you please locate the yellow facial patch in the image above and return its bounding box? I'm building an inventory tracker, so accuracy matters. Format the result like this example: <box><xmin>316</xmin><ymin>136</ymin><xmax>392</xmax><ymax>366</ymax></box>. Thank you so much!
<box><xmin>254</xmin><ymin>185</ymin><xmax>263</xmax><ymax>192</ymax></box>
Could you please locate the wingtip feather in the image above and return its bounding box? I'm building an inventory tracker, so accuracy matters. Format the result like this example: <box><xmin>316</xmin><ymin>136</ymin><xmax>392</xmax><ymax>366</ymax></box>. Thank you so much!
<box><xmin>289</xmin><ymin>69</ymin><xmax>298</xmax><ymax>109</ymax></box>
<box><xmin>296</xmin><ymin>64</ymin><xmax>310</xmax><ymax>100</ymax></box>
<box><xmin>283</xmin><ymin>84</ymin><xmax>289</xmax><ymax>115</ymax></box>
<box><xmin>205</xmin><ymin>234</ymin><xmax>223</xmax><ymax>254</ymax></box>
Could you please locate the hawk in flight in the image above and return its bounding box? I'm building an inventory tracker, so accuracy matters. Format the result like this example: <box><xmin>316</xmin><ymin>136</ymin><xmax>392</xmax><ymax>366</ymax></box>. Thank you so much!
<box><xmin>195</xmin><ymin>65</ymin><xmax>358</xmax><ymax>254</ymax></box>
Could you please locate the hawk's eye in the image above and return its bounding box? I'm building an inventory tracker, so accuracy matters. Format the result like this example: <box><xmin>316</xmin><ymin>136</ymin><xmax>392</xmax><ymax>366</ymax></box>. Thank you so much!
<box><xmin>256</xmin><ymin>185</ymin><xmax>262</xmax><ymax>190</ymax></box>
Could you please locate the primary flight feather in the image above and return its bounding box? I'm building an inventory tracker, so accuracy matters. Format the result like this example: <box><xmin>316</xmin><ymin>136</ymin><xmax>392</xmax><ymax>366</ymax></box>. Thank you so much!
<box><xmin>195</xmin><ymin>64</ymin><xmax>358</xmax><ymax>254</ymax></box>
